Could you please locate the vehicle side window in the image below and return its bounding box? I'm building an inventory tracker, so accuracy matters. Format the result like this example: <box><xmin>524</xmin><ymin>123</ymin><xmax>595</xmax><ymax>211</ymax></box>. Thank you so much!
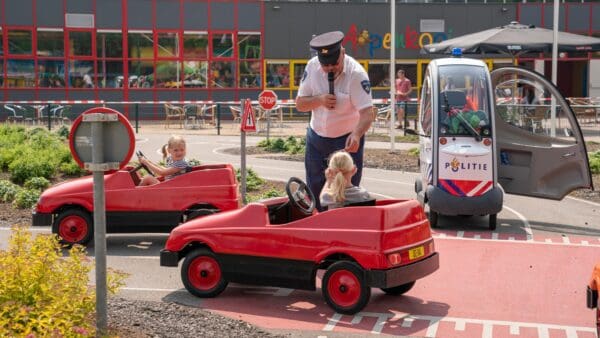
<box><xmin>420</xmin><ymin>75</ymin><xmax>432</xmax><ymax>136</ymax></box>
<box><xmin>494</xmin><ymin>75</ymin><xmax>577</xmax><ymax>143</ymax></box>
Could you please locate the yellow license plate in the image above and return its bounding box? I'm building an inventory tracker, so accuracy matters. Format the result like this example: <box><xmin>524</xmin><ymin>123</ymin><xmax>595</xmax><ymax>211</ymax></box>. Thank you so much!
<box><xmin>408</xmin><ymin>246</ymin><xmax>425</xmax><ymax>260</ymax></box>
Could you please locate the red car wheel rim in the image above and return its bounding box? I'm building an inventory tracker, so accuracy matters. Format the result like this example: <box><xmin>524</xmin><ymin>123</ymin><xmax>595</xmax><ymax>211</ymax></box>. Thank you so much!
<box><xmin>58</xmin><ymin>215</ymin><xmax>88</xmax><ymax>243</ymax></box>
<box><xmin>188</xmin><ymin>256</ymin><xmax>221</xmax><ymax>291</ymax></box>
<box><xmin>327</xmin><ymin>270</ymin><xmax>361</xmax><ymax>307</ymax></box>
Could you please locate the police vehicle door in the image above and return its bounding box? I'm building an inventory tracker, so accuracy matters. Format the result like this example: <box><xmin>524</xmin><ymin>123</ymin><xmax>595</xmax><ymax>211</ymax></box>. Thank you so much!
<box><xmin>491</xmin><ymin>67</ymin><xmax>593</xmax><ymax>200</ymax></box>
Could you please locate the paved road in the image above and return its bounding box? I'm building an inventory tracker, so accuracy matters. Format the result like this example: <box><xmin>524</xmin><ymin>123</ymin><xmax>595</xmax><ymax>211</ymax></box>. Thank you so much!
<box><xmin>3</xmin><ymin>131</ymin><xmax>599</xmax><ymax>337</ymax></box>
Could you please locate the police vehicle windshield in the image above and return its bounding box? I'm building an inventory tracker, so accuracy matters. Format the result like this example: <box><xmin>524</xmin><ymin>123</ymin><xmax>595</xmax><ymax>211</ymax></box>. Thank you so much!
<box><xmin>438</xmin><ymin>65</ymin><xmax>491</xmax><ymax>139</ymax></box>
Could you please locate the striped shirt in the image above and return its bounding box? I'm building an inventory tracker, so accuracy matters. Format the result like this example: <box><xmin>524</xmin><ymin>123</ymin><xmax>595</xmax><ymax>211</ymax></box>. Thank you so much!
<box><xmin>165</xmin><ymin>157</ymin><xmax>189</xmax><ymax>180</ymax></box>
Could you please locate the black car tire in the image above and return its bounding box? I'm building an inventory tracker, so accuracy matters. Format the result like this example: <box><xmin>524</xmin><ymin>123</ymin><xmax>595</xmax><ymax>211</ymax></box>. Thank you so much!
<box><xmin>181</xmin><ymin>248</ymin><xmax>228</xmax><ymax>298</ymax></box>
<box><xmin>322</xmin><ymin>261</ymin><xmax>371</xmax><ymax>315</ymax></box>
<box><xmin>53</xmin><ymin>209</ymin><xmax>93</xmax><ymax>246</ymax></box>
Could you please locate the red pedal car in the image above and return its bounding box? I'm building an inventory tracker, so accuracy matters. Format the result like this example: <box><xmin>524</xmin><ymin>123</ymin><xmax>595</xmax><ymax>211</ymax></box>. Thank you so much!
<box><xmin>160</xmin><ymin>177</ymin><xmax>439</xmax><ymax>314</ymax></box>
<box><xmin>32</xmin><ymin>159</ymin><xmax>240</xmax><ymax>245</ymax></box>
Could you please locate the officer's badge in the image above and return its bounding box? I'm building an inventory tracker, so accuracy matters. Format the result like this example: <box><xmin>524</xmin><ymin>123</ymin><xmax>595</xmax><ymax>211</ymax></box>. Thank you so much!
<box><xmin>361</xmin><ymin>80</ymin><xmax>371</xmax><ymax>94</ymax></box>
<box><xmin>301</xmin><ymin>70</ymin><xmax>307</xmax><ymax>82</ymax></box>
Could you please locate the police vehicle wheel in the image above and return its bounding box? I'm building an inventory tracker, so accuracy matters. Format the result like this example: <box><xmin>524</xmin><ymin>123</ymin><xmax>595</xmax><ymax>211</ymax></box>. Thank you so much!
<box><xmin>429</xmin><ymin>210</ymin><xmax>439</xmax><ymax>228</ymax></box>
<box><xmin>414</xmin><ymin>179</ymin><xmax>422</xmax><ymax>194</ymax></box>
<box><xmin>489</xmin><ymin>214</ymin><xmax>497</xmax><ymax>231</ymax></box>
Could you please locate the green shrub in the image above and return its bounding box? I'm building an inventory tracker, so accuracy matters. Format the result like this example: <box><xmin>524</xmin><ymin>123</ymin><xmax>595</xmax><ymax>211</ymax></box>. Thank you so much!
<box><xmin>9</xmin><ymin>157</ymin><xmax>56</xmax><ymax>184</ymax></box>
<box><xmin>24</xmin><ymin>177</ymin><xmax>50</xmax><ymax>191</ymax></box>
<box><xmin>0</xmin><ymin>226</ymin><xmax>127</xmax><ymax>337</ymax></box>
<box><xmin>12</xmin><ymin>189</ymin><xmax>40</xmax><ymax>209</ymax></box>
<box><xmin>0</xmin><ymin>180</ymin><xmax>20</xmax><ymax>203</ymax></box>
<box><xmin>408</xmin><ymin>147</ymin><xmax>420</xmax><ymax>156</ymax></box>
<box><xmin>258</xmin><ymin>137</ymin><xmax>306</xmax><ymax>154</ymax></box>
<box><xmin>56</xmin><ymin>125</ymin><xmax>70</xmax><ymax>139</ymax></box>
<box><xmin>247</xmin><ymin>188</ymin><xmax>284</xmax><ymax>203</ymax></box>
<box><xmin>59</xmin><ymin>160</ymin><xmax>85</xmax><ymax>176</ymax></box>
<box><xmin>589</xmin><ymin>151</ymin><xmax>600</xmax><ymax>175</ymax></box>
<box><xmin>236</xmin><ymin>168</ymin><xmax>265</xmax><ymax>192</ymax></box>
<box><xmin>188</xmin><ymin>158</ymin><xmax>201</xmax><ymax>166</ymax></box>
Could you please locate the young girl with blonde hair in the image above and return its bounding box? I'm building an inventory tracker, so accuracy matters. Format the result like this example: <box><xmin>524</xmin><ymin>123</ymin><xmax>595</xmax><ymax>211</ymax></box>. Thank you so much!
<box><xmin>139</xmin><ymin>135</ymin><xmax>189</xmax><ymax>186</ymax></box>
<box><xmin>320</xmin><ymin>151</ymin><xmax>371</xmax><ymax>209</ymax></box>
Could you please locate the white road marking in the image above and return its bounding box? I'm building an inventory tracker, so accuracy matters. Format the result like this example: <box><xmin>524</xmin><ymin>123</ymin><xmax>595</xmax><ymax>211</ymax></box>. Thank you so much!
<box><xmin>503</xmin><ymin>205</ymin><xmax>533</xmax><ymax>242</ymax></box>
<box><xmin>323</xmin><ymin>313</ymin><xmax>596</xmax><ymax>337</ymax></box>
<box><xmin>566</xmin><ymin>195</ymin><xmax>600</xmax><ymax>207</ymax></box>
<box><xmin>433</xmin><ymin>234</ymin><xmax>600</xmax><ymax>247</ymax></box>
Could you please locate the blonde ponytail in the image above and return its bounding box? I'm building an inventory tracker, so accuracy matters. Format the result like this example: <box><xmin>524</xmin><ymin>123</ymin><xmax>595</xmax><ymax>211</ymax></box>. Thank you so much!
<box><xmin>324</xmin><ymin>151</ymin><xmax>355</xmax><ymax>204</ymax></box>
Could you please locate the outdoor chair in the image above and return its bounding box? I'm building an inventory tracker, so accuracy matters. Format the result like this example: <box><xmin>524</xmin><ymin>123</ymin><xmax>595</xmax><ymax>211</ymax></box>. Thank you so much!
<box><xmin>198</xmin><ymin>104</ymin><xmax>217</xmax><ymax>126</ymax></box>
<box><xmin>568</xmin><ymin>97</ymin><xmax>597</xmax><ymax>126</ymax></box>
<box><xmin>4</xmin><ymin>104</ymin><xmax>25</xmax><ymax>124</ymax></box>
<box><xmin>164</xmin><ymin>104</ymin><xmax>185</xmax><ymax>129</ymax></box>
<box><xmin>229</xmin><ymin>105</ymin><xmax>242</xmax><ymax>128</ymax></box>
<box><xmin>372</xmin><ymin>105</ymin><xmax>392</xmax><ymax>132</ymax></box>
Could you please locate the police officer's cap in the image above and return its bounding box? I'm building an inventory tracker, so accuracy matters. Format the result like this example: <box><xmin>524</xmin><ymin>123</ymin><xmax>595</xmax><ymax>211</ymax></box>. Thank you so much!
<box><xmin>310</xmin><ymin>31</ymin><xmax>344</xmax><ymax>65</ymax></box>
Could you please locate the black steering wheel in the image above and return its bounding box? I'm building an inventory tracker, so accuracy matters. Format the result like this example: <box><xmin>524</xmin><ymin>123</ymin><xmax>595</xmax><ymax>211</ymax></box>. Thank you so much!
<box><xmin>134</xmin><ymin>150</ymin><xmax>155</xmax><ymax>177</ymax></box>
<box><xmin>285</xmin><ymin>177</ymin><xmax>315</xmax><ymax>215</ymax></box>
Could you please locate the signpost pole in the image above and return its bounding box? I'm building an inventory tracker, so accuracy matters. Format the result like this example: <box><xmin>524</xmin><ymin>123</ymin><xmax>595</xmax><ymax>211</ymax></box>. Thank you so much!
<box><xmin>71</xmin><ymin>108</ymin><xmax>133</xmax><ymax>337</ymax></box>
<box><xmin>266</xmin><ymin>109</ymin><xmax>271</xmax><ymax>141</ymax></box>
<box><xmin>90</xmin><ymin>120</ymin><xmax>108</xmax><ymax>335</ymax></box>
<box><xmin>240</xmin><ymin>100</ymin><xmax>247</xmax><ymax>204</ymax></box>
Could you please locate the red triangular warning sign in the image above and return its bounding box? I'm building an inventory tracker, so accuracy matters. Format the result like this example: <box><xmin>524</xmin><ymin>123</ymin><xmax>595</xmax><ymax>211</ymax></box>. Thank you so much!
<box><xmin>240</xmin><ymin>99</ymin><xmax>257</xmax><ymax>132</ymax></box>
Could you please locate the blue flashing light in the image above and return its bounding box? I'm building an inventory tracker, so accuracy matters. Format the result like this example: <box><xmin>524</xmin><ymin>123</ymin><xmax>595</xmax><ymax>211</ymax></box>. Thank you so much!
<box><xmin>451</xmin><ymin>48</ymin><xmax>462</xmax><ymax>57</ymax></box>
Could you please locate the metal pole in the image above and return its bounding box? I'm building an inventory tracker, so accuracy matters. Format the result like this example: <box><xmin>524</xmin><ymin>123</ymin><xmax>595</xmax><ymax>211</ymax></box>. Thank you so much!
<box><xmin>390</xmin><ymin>0</ymin><xmax>397</xmax><ymax>150</ymax></box>
<box><xmin>550</xmin><ymin>0</ymin><xmax>559</xmax><ymax>137</ymax></box>
<box><xmin>266</xmin><ymin>109</ymin><xmax>271</xmax><ymax>141</ymax></box>
<box><xmin>135</xmin><ymin>104</ymin><xmax>139</xmax><ymax>134</ymax></box>
<box><xmin>240</xmin><ymin>100</ymin><xmax>247</xmax><ymax>204</ymax></box>
<box><xmin>91</xmin><ymin>121</ymin><xmax>108</xmax><ymax>335</ymax></box>
<box><xmin>47</xmin><ymin>104</ymin><xmax>52</xmax><ymax>131</ymax></box>
<box><xmin>216</xmin><ymin>103</ymin><xmax>221</xmax><ymax>136</ymax></box>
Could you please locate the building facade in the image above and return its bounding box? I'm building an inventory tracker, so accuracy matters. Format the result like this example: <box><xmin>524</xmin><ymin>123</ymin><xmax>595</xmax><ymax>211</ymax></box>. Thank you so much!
<box><xmin>1</xmin><ymin>0</ymin><xmax>599</xmax><ymax>116</ymax></box>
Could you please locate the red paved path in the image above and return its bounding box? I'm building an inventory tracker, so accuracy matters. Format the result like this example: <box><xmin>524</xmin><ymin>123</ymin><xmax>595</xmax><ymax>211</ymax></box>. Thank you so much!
<box><xmin>199</xmin><ymin>237</ymin><xmax>599</xmax><ymax>337</ymax></box>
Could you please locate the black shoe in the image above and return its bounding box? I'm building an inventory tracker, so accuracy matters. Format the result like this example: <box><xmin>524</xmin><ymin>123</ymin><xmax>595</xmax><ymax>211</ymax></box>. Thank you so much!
<box><xmin>395</xmin><ymin>125</ymin><xmax>403</xmax><ymax>129</ymax></box>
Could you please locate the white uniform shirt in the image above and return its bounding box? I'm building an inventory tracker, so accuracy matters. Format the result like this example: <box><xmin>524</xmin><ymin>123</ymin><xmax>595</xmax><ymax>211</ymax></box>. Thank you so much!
<box><xmin>297</xmin><ymin>55</ymin><xmax>373</xmax><ymax>138</ymax></box>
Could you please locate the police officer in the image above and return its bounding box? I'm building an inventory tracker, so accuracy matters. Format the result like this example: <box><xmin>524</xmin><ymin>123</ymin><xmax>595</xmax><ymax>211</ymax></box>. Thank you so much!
<box><xmin>295</xmin><ymin>31</ymin><xmax>373</xmax><ymax>211</ymax></box>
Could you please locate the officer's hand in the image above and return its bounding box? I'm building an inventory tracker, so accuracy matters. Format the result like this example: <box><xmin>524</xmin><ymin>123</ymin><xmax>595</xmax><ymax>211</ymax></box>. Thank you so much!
<box><xmin>344</xmin><ymin>132</ymin><xmax>360</xmax><ymax>153</ymax></box>
<box><xmin>322</xmin><ymin>94</ymin><xmax>336</xmax><ymax>110</ymax></box>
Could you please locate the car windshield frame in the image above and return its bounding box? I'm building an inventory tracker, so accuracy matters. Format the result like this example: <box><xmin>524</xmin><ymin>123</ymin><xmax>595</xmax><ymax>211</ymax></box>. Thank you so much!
<box><xmin>437</xmin><ymin>65</ymin><xmax>491</xmax><ymax>138</ymax></box>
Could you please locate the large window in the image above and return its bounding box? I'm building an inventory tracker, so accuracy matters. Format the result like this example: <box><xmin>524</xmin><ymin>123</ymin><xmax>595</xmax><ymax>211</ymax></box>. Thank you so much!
<box><xmin>37</xmin><ymin>29</ymin><xmax>65</xmax><ymax>88</ymax></box>
<box><xmin>292</xmin><ymin>61</ymin><xmax>307</xmax><ymax>89</ymax></box>
<box><xmin>97</xmin><ymin>31</ymin><xmax>123</xmax><ymax>88</ymax></box>
<box><xmin>183</xmin><ymin>32</ymin><xmax>209</xmax><ymax>88</ymax></box>
<box><xmin>265</xmin><ymin>60</ymin><xmax>290</xmax><ymax>89</ymax></box>
<box><xmin>97</xmin><ymin>32</ymin><xmax>123</xmax><ymax>58</ymax></box>
<box><xmin>212</xmin><ymin>33</ymin><xmax>234</xmax><ymax>58</ymax></box>
<box><xmin>7</xmin><ymin>59</ymin><xmax>35</xmax><ymax>88</ymax></box>
<box><xmin>38</xmin><ymin>60</ymin><xmax>65</xmax><ymax>88</ymax></box>
<box><xmin>128</xmin><ymin>31</ymin><xmax>154</xmax><ymax>88</ymax></box>
<box><xmin>69</xmin><ymin>31</ymin><xmax>92</xmax><ymax>57</ymax></box>
<box><xmin>8</xmin><ymin>30</ymin><xmax>33</xmax><ymax>55</ymax></box>
<box><xmin>184</xmin><ymin>32</ymin><xmax>208</xmax><ymax>58</ymax></box>
<box><xmin>211</xmin><ymin>61</ymin><xmax>234</xmax><ymax>88</ymax></box>
<box><xmin>368</xmin><ymin>61</ymin><xmax>390</xmax><ymax>88</ymax></box>
<box><xmin>156</xmin><ymin>32</ymin><xmax>180</xmax><ymax>88</ymax></box>
<box><xmin>238</xmin><ymin>33</ymin><xmax>260</xmax><ymax>88</ymax></box>
<box><xmin>37</xmin><ymin>30</ymin><xmax>64</xmax><ymax>57</ymax></box>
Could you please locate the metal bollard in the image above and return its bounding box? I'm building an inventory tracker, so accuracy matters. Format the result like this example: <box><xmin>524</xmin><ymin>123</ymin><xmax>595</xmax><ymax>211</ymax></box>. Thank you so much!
<box><xmin>216</xmin><ymin>104</ymin><xmax>221</xmax><ymax>136</ymax></box>
<box><xmin>135</xmin><ymin>104</ymin><xmax>139</xmax><ymax>134</ymax></box>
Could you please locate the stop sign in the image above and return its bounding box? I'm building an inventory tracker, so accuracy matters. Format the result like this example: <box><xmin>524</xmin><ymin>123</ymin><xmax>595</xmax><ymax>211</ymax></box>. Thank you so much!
<box><xmin>258</xmin><ymin>90</ymin><xmax>278</xmax><ymax>110</ymax></box>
